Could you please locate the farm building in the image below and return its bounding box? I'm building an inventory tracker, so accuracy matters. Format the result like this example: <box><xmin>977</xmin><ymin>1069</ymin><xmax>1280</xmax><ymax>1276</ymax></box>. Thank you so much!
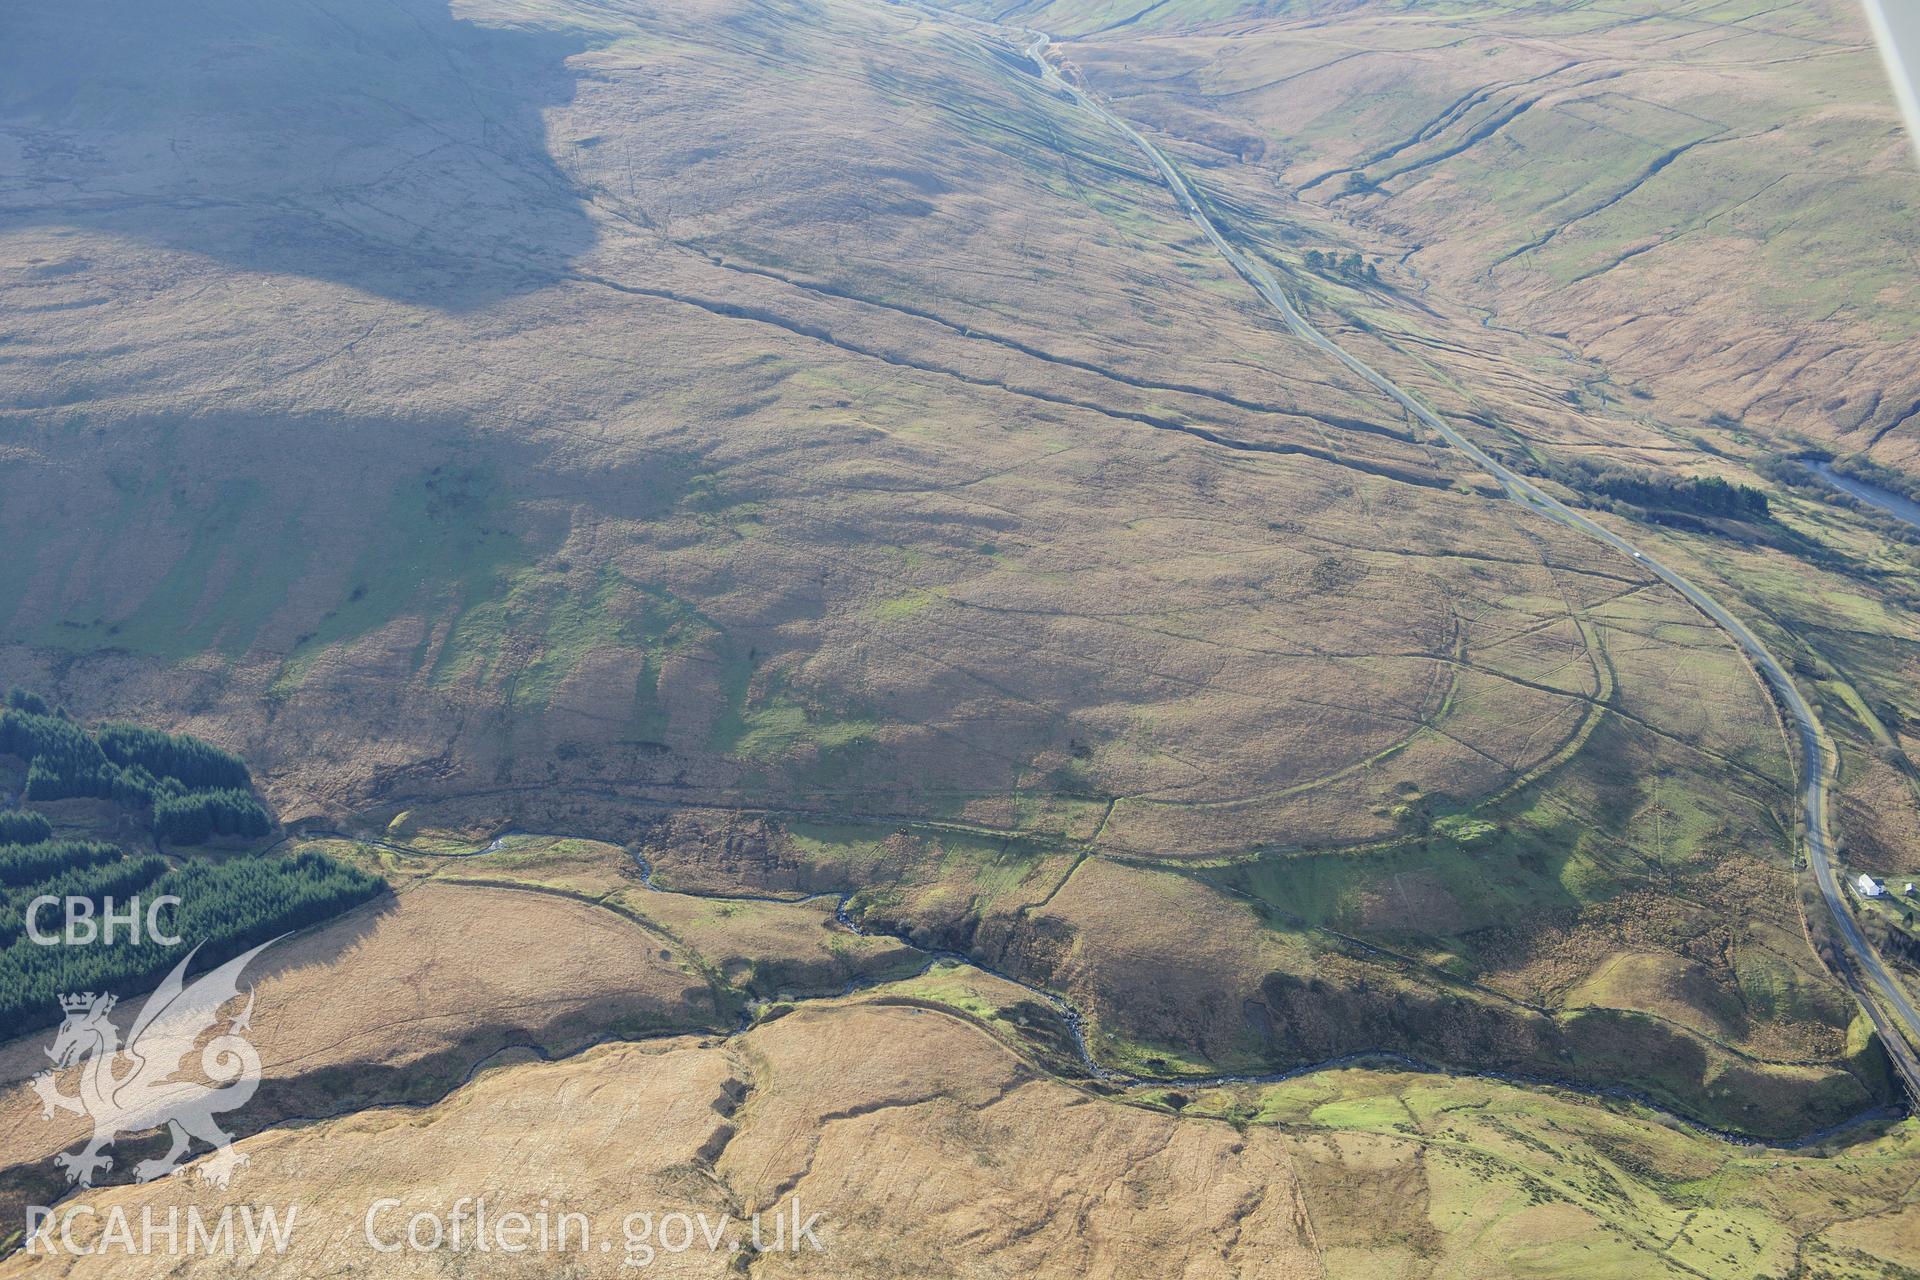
<box><xmin>1858</xmin><ymin>874</ymin><xmax>1887</xmax><ymax>898</ymax></box>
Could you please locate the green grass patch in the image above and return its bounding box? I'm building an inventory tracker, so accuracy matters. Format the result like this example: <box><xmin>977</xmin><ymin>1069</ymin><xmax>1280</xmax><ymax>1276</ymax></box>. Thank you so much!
<box><xmin>273</xmin><ymin>466</ymin><xmax>529</xmax><ymax>691</ymax></box>
<box><xmin>707</xmin><ymin>652</ymin><xmax>878</xmax><ymax>765</ymax></box>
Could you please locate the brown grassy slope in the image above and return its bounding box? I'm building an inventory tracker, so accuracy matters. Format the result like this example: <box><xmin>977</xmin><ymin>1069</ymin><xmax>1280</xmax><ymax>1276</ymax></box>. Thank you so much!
<box><xmin>1</xmin><ymin>0</ymin><xmax>1881</xmax><ymax>1128</ymax></box>
<box><xmin>1156</xmin><ymin>0</ymin><xmax>1920</xmax><ymax>960</ymax></box>
<box><xmin>0</xmin><ymin>832</ymin><xmax>1907</xmax><ymax>1273</ymax></box>
<box><xmin>1026</xmin><ymin>0</ymin><xmax>1920</xmax><ymax>472</ymax></box>
<box><xmin>6</xmin><ymin>997</ymin><xmax>1918</xmax><ymax>1278</ymax></box>
<box><xmin>359</xmin><ymin>811</ymin><xmax>1877</xmax><ymax>1137</ymax></box>
<box><xmin>3</xmin><ymin>1006</ymin><xmax>1330</xmax><ymax>1279</ymax></box>
<box><xmin>0</xmin><ymin>0</ymin><xmax>1708</xmax><ymax>859</ymax></box>
<box><xmin>0</xmin><ymin>879</ymin><xmax>716</xmax><ymax>1229</ymax></box>
<box><xmin>936</xmin><ymin>0</ymin><xmax>1920</xmax><ymax>1079</ymax></box>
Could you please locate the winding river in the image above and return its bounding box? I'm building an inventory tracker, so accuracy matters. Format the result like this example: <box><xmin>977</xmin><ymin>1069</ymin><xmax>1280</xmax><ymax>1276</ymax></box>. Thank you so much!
<box><xmin>313</xmin><ymin>827</ymin><xmax>1897</xmax><ymax>1150</ymax></box>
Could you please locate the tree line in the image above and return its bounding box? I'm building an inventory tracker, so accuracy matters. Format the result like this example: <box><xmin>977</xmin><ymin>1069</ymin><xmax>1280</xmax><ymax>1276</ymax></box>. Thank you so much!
<box><xmin>0</xmin><ymin>850</ymin><xmax>383</xmax><ymax>1037</ymax></box>
<box><xmin>0</xmin><ymin>851</ymin><xmax>167</xmax><ymax>949</ymax></box>
<box><xmin>1586</xmin><ymin>468</ymin><xmax>1769</xmax><ymax>519</ymax></box>
<box><xmin>1304</xmin><ymin>249</ymin><xmax>1380</xmax><ymax>282</ymax></box>
<box><xmin>0</xmin><ymin>691</ymin><xmax>386</xmax><ymax>1036</ymax></box>
<box><xmin>1</xmin><ymin>691</ymin><xmax>269</xmax><ymax>844</ymax></box>
<box><xmin>0</xmin><ymin>811</ymin><xmax>51</xmax><ymax>845</ymax></box>
<box><xmin>97</xmin><ymin>722</ymin><xmax>253</xmax><ymax>790</ymax></box>
<box><xmin>0</xmin><ymin>838</ymin><xmax>121</xmax><ymax>890</ymax></box>
<box><xmin>1522</xmin><ymin>458</ymin><xmax>1770</xmax><ymax>522</ymax></box>
<box><xmin>154</xmin><ymin>789</ymin><xmax>272</xmax><ymax>842</ymax></box>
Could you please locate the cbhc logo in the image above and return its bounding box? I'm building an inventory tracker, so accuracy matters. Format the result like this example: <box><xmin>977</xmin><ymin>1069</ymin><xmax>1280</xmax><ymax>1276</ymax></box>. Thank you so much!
<box><xmin>25</xmin><ymin>896</ymin><xmax>183</xmax><ymax>946</ymax></box>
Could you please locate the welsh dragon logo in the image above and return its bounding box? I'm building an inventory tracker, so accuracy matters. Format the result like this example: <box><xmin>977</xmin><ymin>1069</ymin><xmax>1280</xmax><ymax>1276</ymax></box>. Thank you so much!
<box><xmin>31</xmin><ymin>939</ymin><xmax>276</xmax><ymax>1189</ymax></box>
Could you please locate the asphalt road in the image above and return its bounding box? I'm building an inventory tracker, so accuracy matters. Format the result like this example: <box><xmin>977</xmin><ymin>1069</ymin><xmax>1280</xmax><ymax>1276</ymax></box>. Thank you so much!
<box><xmin>1011</xmin><ymin>30</ymin><xmax>1920</xmax><ymax>1103</ymax></box>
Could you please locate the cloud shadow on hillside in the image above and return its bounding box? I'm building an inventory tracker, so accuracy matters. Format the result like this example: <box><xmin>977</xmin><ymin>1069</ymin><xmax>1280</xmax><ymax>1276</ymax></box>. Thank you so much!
<box><xmin>0</xmin><ymin>0</ymin><xmax>599</xmax><ymax>309</ymax></box>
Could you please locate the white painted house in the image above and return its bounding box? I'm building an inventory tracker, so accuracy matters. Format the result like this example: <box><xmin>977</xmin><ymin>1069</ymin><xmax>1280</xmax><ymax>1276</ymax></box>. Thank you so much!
<box><xmin>1858</xmin><ymin>874</ymin><xmax>1887</xmax><ymax>898</ymax></box>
